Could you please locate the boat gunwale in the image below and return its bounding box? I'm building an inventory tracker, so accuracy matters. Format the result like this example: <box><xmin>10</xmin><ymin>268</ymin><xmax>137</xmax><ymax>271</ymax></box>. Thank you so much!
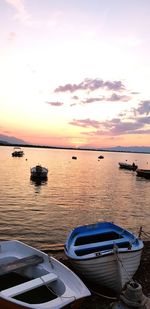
<box><xmin>67</xmin><ymin>246</ymin><xmax>143</xmax><ymax>261</ymax></box>
<box><xmin>65</xmin><ymin>222</ymin><xmax>144</xmax><ymax>260</ymax></box>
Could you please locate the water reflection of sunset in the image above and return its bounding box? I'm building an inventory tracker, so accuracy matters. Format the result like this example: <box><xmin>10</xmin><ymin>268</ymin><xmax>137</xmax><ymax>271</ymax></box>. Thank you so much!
<box><xmin>0</xmin><ymin>147</ymin><xmax>149</xmax><ymax>249</ymax></box>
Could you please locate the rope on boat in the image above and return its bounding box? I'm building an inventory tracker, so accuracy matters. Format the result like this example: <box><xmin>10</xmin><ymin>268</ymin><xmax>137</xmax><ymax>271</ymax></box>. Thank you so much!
<box><xmin>90</xmin><ymin>288</ymin><xmax>118</xmax><ymax>300</ymax></box>
<box><xmin>113</xmin><ymin>245</ymin><xmax>135</xmax><ymax>285</ymax></box>
<box><xmin>48</xmin><ymin>257</ymin><xmax>54</xmax><ymax>269</ymax></box>
<box><xmin>138</xmin><ymin>226</ymin><xmax>150</xmax><ymax>239</ymax></box>
<box><xmin>40</xmin><ymin>276</ymin><xmax>76</xmax><ymax>301</ymax></box>
<box><xmin>40</xmin><ymin>276</ymin><xmax>59</xmax><ymax>297</ymax></box>
<box><xmin>112</xmin><ymin>226</ymin><xmax>150</xmax><ymax>287</ymax></box>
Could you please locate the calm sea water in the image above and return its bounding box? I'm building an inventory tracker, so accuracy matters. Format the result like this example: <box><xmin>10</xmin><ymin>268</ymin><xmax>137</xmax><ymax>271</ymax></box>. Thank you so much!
<box><xmin>0</xmin><ymin>146</ymin><xmax>149</xmax><ymax>250</ymax></box>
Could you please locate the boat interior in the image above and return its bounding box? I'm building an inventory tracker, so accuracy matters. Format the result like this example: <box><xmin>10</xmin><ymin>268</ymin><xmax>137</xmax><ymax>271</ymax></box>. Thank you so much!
<box><xmin>75</xmin><ymin>231</ymin><xmax>122</xmax><ymax>245</ymax></box>
<box><xmin>0</xmin><ymin>255</ymin><xmax>65</xmax><ymax>304</ymax></box>
<box><xmin>73</xmin><ymin>231</ymin><xmax>131</xmax><ymax>257</ymax></box>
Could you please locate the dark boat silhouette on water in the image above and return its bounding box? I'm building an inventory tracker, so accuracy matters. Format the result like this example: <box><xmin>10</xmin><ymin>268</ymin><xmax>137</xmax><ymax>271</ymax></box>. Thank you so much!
<box><xmin>118</xmin><ymin>162</ymin><xmax>138</xmax><ymax>171</ymax></box>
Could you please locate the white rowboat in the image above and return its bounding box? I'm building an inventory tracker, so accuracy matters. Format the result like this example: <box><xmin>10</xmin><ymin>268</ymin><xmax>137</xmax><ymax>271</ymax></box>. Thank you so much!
<box><xmin>65</xmin><ymin>222</ymin><xmax>143</xmax><ymax>293</ymax></box>
<box><xmin>0</xmin><ymin>240</ymin><xmax>90</xmax><ymax>308</ymax></box>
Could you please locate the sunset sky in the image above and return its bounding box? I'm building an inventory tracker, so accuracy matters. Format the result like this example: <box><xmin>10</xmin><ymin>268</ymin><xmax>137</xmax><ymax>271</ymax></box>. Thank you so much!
<box><xmin>0</xmin><ymin>0</ymin><xmax>150</xmax><ymax>148</ymax></box>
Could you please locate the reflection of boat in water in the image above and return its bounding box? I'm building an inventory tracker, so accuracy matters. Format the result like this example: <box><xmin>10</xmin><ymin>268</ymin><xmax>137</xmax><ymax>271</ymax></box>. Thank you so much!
<box><xmin>12</xmin><ymin>147</ymin><xmax>24</xmax><ymax>157</ymax></box>
<box><xmin>65</xmin><ymin>221</ymin><xmax>143</xmax><ymax>293</ymax></box>
<box><xmin>118</xmin><ymin>162</ymin><xmax>138</xmax><ymax>171</ymax></box>
<box><xmin>136</xmin><ymin>169</ymin><xmax>150</xmax><ymax>179</ymax></box>
<box><xmin>0</xmin><ymin>240</ymin><xmax>90</xmax><ymax>309</ymax></box>
<box><xmin>30</xmin><ymin>165</ymin><xmax>48</xmax><ymax>180</ymax></box>
<box><xmin>30</xmin><ymin>178</ymin><xmax>48</xmax><ymax>194</ymax></box>
<box><xmin>30</xmin><ymin>178</ymin><xmax>48</xmax><ymax>190</ymax></box>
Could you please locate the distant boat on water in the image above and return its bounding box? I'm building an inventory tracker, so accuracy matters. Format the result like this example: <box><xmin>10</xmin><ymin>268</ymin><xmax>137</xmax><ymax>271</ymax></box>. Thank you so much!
<box><xmin>136</xmin><ymin>169</ymin><xmax>150</xmax><ymax>179</ymax></box>
<box><xmin>118</xmin><ymin>162</ymin><xmax>138</xmax><ymax>171</ymax></box>
<box><xmin>98</xmin><ymin>155</ymin><xmax>104</xmax><ymax>159</ymax></box>
<box><xmin>72</xmin><ymin>156</ymin><xmax>77</xmax><ymax>160</ymax></box>
<box><xmin>12</xmin><ymin>147</ymin><xmax>24</xmax><ymax>157</ymax></box>
<box><xmin>65</xmin><ymin>221</ymin><xmax>143</xmax><ymax>293</ymax></box>
<box><xmin>0</xmin><ymin>240</ymin><xmax>90</xmax><ymax>309</ymax></box>
<box><xmin>30</xmin><ymin>165</ymin><xmax>48</xmax><ymax>180</ymax></box>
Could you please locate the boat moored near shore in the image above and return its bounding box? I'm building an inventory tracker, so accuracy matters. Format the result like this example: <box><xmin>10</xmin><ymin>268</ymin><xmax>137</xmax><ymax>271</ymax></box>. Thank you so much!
<box><xmin>136</xmin><ymin>169</ymin><xmax>150</xmax><ymax>179</ymax></box>
<box><xmin>0</xmin><ymin>240</ymin><xmax>91</xmax><ymax>309</ymax></box>
<box><xmin>118</xmin><ymin>162</ymin><xmax>138</xmax><ymax>171</ymax></box>
<box><xmin>30</xmin><ymin>165</ymin><xmax>48</xmax><ymax>180</ymax></box>
<box><xmin>98</xmin><ymin>155</ymin><xmax>104</xmax><ymax>159</ymax></box>
<box><xmin>65</xmin><ymin>221</ymin><xmax>144</xmax><ymax>293</ymax></box>
<box><xmin>12</xmin><ymin>147</ymin><xmax>24</xmax><ymax>157</ymax></box>
<box><xmin>72</xmin><ymin>156</ymin><xmax>77</xmax><ymax>160</ymax></box>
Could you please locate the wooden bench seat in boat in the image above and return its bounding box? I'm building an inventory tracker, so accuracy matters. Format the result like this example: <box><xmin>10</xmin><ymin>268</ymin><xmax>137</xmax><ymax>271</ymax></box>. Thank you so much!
<box><xmin>0</xmin><ymin>255</ymin><xmax>44</xmax><ymax>276</ymax></box>
<box><xmin>1</xmin><ymin>273</ymin><xmax>58</xmax><ymax>297</ymax></box>
<box><xmin>74</xmin><ymin>238</ymin><xmax>131</xmax><ymax>256</ymax></box>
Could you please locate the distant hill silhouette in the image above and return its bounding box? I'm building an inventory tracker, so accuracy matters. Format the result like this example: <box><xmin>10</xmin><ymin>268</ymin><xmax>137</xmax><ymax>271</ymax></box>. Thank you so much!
<box><xmin>0</xmin><ymin>134</ymin><xmax>149</xmax><ymax>154</ymax></box>
<box><xmin>0</xmin><ymin>134</ymin><xmax>26</xmax><ymax>145</ymax></box>
<box><xmin>103</xmin><ymin>146</ymin><xmax>150</xmax><ymax>153</ymax></box>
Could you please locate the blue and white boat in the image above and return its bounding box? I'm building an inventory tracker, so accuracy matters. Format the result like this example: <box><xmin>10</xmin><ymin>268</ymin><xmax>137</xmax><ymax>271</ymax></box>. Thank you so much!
<box><xmin>65</xmin><ymin>222</ymin><xmax>143</xmax><ymax>293</ymax></box>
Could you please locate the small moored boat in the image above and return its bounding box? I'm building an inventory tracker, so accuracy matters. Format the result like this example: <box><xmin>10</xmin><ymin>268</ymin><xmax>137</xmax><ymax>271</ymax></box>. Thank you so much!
<box><xmin>12</xmin><ymin>147</ymin><xmax>24</xmax><ymax>157</ymax></box>
<box><xmin>98</xmin><ymin>155</ymin><xmax>104</xmax><ymax>159</ymax></box>
<box><xmin>0</xmin><ymin>240</ymin><xmax>90</xmax><ymax>309</ymax></box>
<box><xmin>118</xmin><ymin>162</ymin><xmax>138</xmax><ymax>171</ymax></box>
<box><xmin>30</xmin><ymin>165</ymin><xmax>48</xmax><ymax>180</ymax></box>
<box><xmin>136</xmin><ymin>169</ymin><xmax>150</xmax><ymax>179</ymax></box>
<box><xmin>65</xmin><ymin>222</ymin><xmax>143</xmax><ymax>293</ymax></box>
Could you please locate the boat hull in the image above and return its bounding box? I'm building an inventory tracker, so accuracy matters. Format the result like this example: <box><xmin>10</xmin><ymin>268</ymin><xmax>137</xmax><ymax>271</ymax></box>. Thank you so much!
<box><xmin>0</xmin><ymin>297</ymin><xmax>28</xmax><ymax>309</ymax></box>
<box><xmin>69</xmin><ymin>249</ymin><xmax>142</xmax><ymax>292</ymax></box>
<box><xmin>30</xmin><ymin>166</ymin><xmax>48</xmax><ymax>180</ymax></box>
<box><xmin>136</xmin><ymin>169</ymin><xmax>150</xmax><ymax>179</ymax></box>
<box><xmin>119</xmin><ymin>162</ymin><xmax>138</xmax><ymax>171</ymax></box>
<box><xmin>12</xmin><ymin>152</ymin><xmax>24</xmax><ymax>157</ymax></box>
<box><xmin>0</xmin><ymin>297</ymin><xmax>84</xmax><ymax>309</ymax></box>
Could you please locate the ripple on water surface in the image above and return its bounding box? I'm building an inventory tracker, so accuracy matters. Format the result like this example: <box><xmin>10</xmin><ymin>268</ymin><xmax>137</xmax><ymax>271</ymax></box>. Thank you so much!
<box><xmin>0</xmin><ymin>147</ymin><xmax>149</xmax><ymax>249</ymax></box>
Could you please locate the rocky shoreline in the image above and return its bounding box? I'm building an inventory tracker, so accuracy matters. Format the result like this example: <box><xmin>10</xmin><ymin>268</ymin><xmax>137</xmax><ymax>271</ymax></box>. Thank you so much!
<box><xmin>46</xmin><ymin>240</ymin><xmax>150</xmax><ymax>308</ymax></box>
